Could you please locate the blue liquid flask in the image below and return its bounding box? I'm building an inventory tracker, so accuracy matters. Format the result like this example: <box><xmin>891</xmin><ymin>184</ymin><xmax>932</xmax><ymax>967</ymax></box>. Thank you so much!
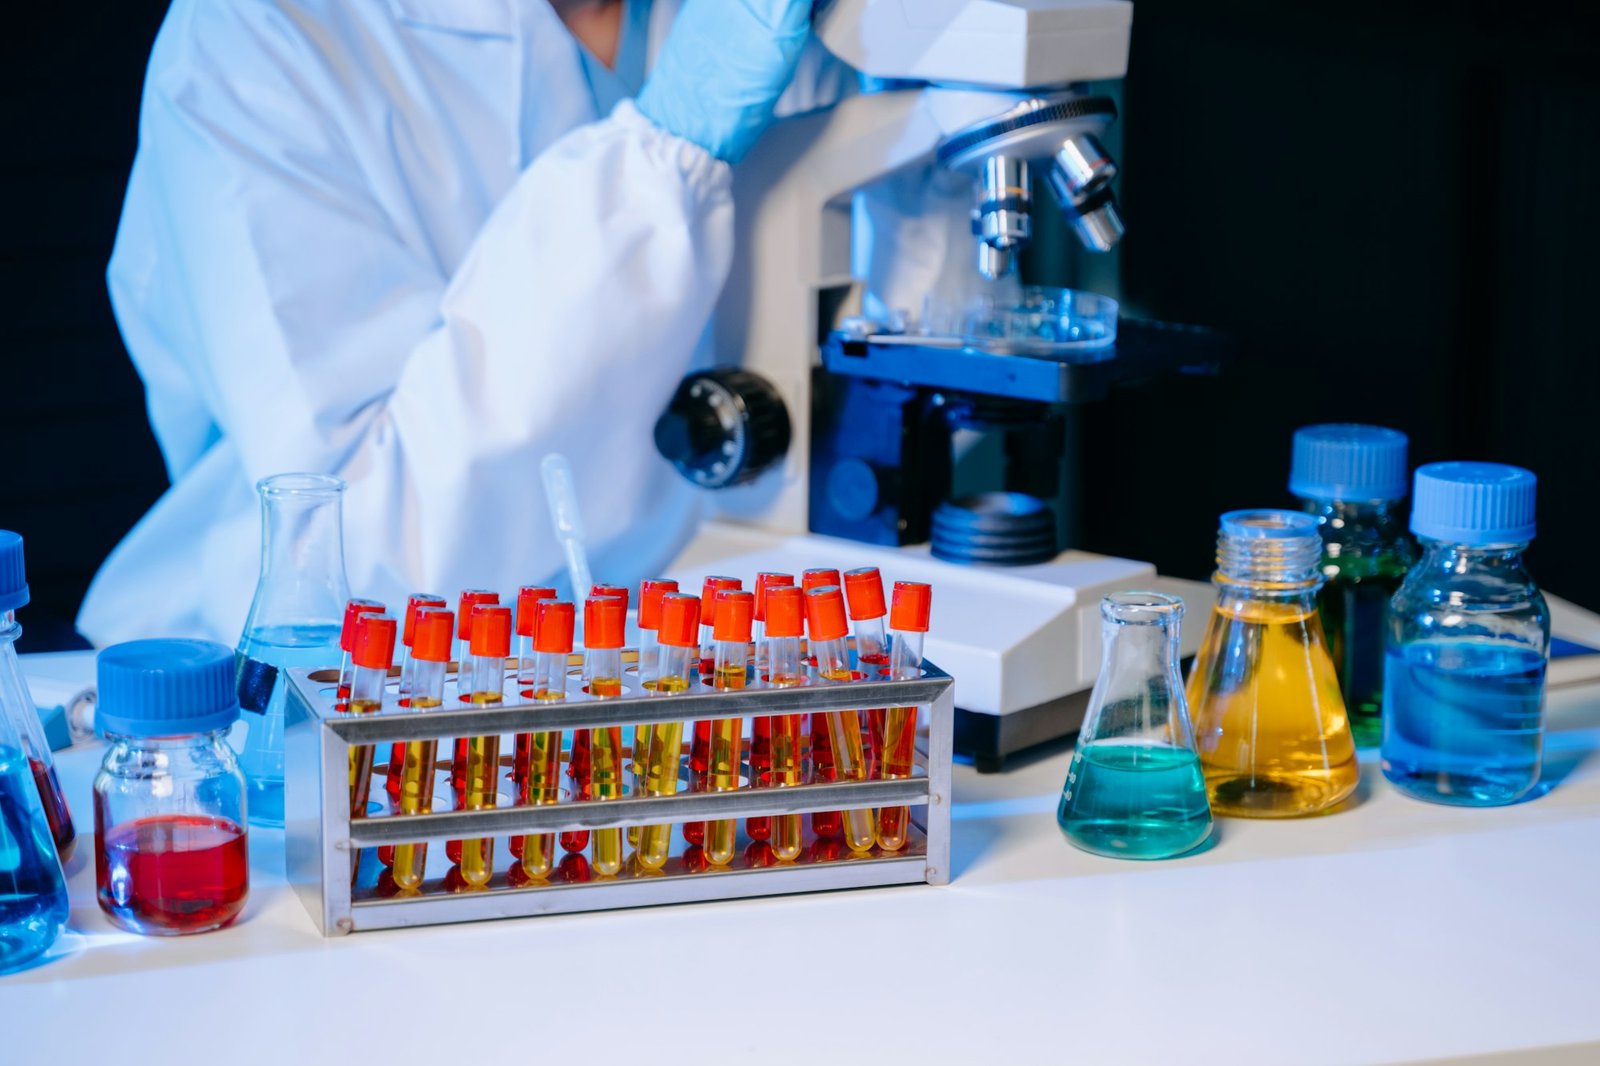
<box><xmin>1382</xmin><ymin>463</ymin><xmax>1548</xmax><ymax>806</ymax></box>
<box><xmin>235</xmin><ymin>474</ymin><xmax>350</xmax><ymax>826</ymax></box>
<box><xmin>1058</xmin><ymin>592</ymin><xmax>1212</xmax><ymax>859</ymax></box>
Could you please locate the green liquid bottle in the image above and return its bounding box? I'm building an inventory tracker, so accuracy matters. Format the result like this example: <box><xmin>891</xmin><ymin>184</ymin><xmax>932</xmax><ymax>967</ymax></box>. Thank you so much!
<box><xmin>1290</xmin><ymin>425</ymin><xmax>1416</xmax><ymax>749</ymax></box>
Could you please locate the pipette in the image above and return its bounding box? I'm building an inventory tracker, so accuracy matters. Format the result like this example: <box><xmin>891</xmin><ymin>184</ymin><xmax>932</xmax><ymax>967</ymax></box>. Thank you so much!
<box><xmin>513</xmin><ymin>599</ymin><xmax>573</xmax><ymax>883</ymax></box>
<box><xmin>541</xmin><ymin>453</ymin><xmax>593</xmax><ymax>601</ymax></box>
<box><xmin>458</xmin><ymin>604</ymin><xmax>511</xmax><ymax>888</ymax></box>
<box><xmin>805</xmin><ymin>586</ymin><xmax>875</xmax><ymax>852</ymax></box>
<box><xmin>636</xmin><ymin>592</ymin><xmax>700</xmax><ymax>871</ymax></box>
<box><xmin>762</xmin><ymin>584</ymin><xmax>807</xmax><ymax>861</ymax></box>
<box><xmin>878</xmin><ymin>582</ymin><xmax>931</xmax><ymax>851</ymax></box>
<box><xmin>747</xmin><ymin>573</ymin><xmax>794</xmax><ymax>843</ymax></box>
<box><xmin>386</xmin><ymin>593</ymin><xmax>445</xmax><ymax>800</ymax></box>
<box><xmin>800</xmin><ymin>569</ymin><xmax>843</xmax><ymax>839</ymax></box>
<box><xmin>392</xmin><ymin>607</ymin><xmax>453</xmax><ymax>891</ymax></box>
<box><xmin>844</xmin><ymin>567</ymin><xmax>890</xmax><ymax>776</ymax></box>
<box><xmin>336</xmin><ymin>599</ymin><xmax>385</xmax><ymax>701</ymax></box>
<box><xmin>707</xmin><ymin>590</ymin><xmax>753</xmax><ymax>866</ymax></box>
<box><xmin>583</xmin><ymin>596</ymin><xmax>628</xmax><ymax>876</ymax></box>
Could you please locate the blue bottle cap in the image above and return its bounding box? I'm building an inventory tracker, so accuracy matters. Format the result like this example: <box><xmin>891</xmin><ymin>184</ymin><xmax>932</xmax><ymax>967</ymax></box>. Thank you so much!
<box><xmin>1289</xmin><ymin>424</ymin><xmax>1409</xmax><ymax>502</ymax></box>
<box><xmin>97</xmin><ymin>639</ymin><xmax>241</xmax><ymax>737</ymax></box>
<box><xmin>0</xmin><ymin>530</ymin><xmax>29</xmax><ymax>613</ymax></box>
<box><xmin>1411</xmin><ymin>462</ymin><xmax>1537</xmax><ymax>545</ymax></box>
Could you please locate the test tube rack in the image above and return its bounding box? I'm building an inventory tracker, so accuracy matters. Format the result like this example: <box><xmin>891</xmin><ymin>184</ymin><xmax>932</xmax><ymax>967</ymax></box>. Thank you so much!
<box><xmin>283</xmin><ymin>655</ymin><xmax>954</xmax><ymax>935</ymax></box>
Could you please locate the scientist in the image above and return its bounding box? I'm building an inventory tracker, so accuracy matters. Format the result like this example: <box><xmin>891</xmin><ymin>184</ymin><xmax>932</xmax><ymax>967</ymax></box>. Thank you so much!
<box><xmin>79</xmin><ymin>0</ymin><xmax>843</xmax><ymax>644</ymax></box>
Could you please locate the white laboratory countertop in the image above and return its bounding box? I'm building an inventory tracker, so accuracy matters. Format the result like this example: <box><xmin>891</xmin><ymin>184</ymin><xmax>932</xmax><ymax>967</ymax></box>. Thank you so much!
<box><xmin>6</xmin><ymin>652</ymin><xmax>1600</xmax><ymax>1066</ymax></box>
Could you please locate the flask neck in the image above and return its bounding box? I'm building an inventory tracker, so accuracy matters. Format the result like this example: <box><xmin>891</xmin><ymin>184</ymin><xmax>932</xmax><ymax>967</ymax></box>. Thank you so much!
<box><xmin>244</xmin><ymin>476</ymin><xmax>351</xmax><ymax>631</ymax></box>
<box><xmin>1417</xmin><ymin>538</ymin><xmax>1532</xmax><ymax>578</ymax></box>
<box><xmin>1299</xmin><ymin>495</ymin><xmax>1404</xmax><ymax>529</ymax></box>
<box><xmin>1215</xmin><ymin>532</ymin><xmax>1322</xmax><ymax>592</ymax></box>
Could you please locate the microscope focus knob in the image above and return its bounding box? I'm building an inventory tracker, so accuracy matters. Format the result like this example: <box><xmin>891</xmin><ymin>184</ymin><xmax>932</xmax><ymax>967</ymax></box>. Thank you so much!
<box><xmin>654</xmin><ymin>368</ymin><xmax>791</xmax><ymax>489</ymax></box>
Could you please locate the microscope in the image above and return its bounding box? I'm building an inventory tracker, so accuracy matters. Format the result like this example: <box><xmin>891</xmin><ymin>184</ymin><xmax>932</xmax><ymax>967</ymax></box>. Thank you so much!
<box><xmin>654</xmin><ymin>0</ymin><xmax>1219</xmax><ymax>770</ymax></box>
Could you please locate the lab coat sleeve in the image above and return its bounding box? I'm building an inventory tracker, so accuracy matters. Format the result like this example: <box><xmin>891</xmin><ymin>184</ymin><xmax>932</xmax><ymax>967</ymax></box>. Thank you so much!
<box><xmin>110</xmin><ymin>5</ymin><xmax>730</xmax><ymax>611</ymax></box>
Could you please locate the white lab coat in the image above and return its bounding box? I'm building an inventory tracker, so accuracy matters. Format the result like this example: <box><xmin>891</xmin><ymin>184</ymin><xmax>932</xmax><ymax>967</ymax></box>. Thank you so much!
<box><xmin>82</xmin><ymin>0</ymin><xmax>853</xmax><ymax>645</ymax></box>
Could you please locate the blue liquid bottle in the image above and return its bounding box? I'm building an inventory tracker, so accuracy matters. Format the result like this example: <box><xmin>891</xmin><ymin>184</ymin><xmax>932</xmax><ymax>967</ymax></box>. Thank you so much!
<box><xmin>235</xmin><ymin>474</ymin><xmax>350</xmax><ymax>826</ymax></box>
<box><xmin>1058</xmin><ymin>592</ymin><xmax>1212</xmax><ymax>859</ymax></box>
<box><xmin>1383</xmin><ymin>462</ymin><xmax>1548</xmax><ymax>806</ymax></box>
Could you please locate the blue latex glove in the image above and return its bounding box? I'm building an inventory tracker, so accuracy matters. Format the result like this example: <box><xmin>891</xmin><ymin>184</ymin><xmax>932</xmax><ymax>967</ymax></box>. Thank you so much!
<box><xmin>635</xmin><ymin>0</ymin><xmax>813</xmax><ymax>164</ymax></box>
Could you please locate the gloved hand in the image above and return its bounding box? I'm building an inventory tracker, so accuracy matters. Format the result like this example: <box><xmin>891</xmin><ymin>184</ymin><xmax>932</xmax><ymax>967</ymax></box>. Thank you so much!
<box><xmin>635</xmin><ymin>0</ymin><xmax>813</xmax><ymax>164</ymax></box>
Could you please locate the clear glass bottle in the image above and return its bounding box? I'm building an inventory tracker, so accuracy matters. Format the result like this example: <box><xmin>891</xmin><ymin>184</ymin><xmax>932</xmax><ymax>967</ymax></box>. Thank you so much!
<box><xmin>0</xmin><ymin>567</ymin><xmax>70</xmax><ymax>972</ymax></box>
<box><xmin>1383</xmin><ymin>462</ymin><xmax>1548</xmax><ymax>806</ymax></box>
<box><xmin>1290</xmin><ymin>424</ymin><xmax>1416</xmax><ymax>748</ymax></box>
<box><xmin>94</xmin><ymin>639</ymin><xmax>249</xmax><ymax>936</ymax></box>
<box><xmin>1058</xmin><ymin>592</ymin><xmax>1211</xmax><ymax>859</ymax></box>
<box><xmin>235</xmin><ymin>474</ymin><xmax>350</xmax><ymax>827</ymax></box>
<box><xmin>0</xmin><ymin>531</ymin><xmax>75</xmax><ymax>862</ymax></box>
<box><xmin>1188</xmin><ymin>510</ymin><xmax>1359</xmax><ymax>817</ymax></box>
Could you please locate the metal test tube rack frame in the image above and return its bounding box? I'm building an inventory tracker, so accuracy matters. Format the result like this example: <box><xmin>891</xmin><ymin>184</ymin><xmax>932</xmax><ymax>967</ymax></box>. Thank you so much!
<box><xmin>284</xmin><ymin>657</ymin><xmax>954</xmax><ymax>935</ymax></box>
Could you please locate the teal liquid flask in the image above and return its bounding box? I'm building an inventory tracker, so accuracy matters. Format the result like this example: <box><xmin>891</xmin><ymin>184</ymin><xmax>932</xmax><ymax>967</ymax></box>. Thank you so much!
<box><xmin>235</xmin><ymin>474</ymin><xmax>350</xmax><ymax>826</ymax></box>
<box><xmin>1058</xmin><ymin>592</ymin><xmax>1212</xmax><ymax>859</ymax></box>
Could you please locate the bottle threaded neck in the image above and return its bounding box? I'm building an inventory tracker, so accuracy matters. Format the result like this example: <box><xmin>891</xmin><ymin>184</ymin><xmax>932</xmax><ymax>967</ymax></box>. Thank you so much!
<box><xmin>1216</xmin><ymin>509</ymin><xmax>1322</xmax><ymax>585</ymax></box>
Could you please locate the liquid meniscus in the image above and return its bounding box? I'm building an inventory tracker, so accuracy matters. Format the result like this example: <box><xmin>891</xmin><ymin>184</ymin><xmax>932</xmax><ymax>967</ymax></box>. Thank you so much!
<box><xmin>1057</xmin><ymin>743</ymin><xmax>1211</xmax><ymax>860</ymax></box>
<box><xmin>1382</xmin><ymin>640</ymin><xmax>1545</xmax><ymax>806</ymax></box>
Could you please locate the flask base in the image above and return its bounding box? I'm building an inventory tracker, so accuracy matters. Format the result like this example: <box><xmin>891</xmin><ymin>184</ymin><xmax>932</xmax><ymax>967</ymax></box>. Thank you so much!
<box><xmin>1205</xmin><ymin>767</ymin><xmax>1358</xmax><ymax>818</ymax></box>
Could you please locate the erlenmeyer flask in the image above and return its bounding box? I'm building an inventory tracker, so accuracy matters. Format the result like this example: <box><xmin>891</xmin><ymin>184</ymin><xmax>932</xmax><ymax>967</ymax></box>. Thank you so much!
<box><xmin>1057</xmin><ymin>592</ymin><xmax>1212</xmax><ymax>859</ymax></box>
<box><xmin>235</xmin><ymin>474</ymin><xmax>350</xmax><ymax>827</ymax></box>
<box><xmin>1187</xmin><ymin>510</ymin><xmax>1359</xmax><ymax>817</ymax></box>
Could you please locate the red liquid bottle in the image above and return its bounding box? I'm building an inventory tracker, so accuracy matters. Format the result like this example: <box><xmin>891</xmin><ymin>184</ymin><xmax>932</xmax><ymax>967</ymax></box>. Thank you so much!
<box><xmin>96</xmin><ymin>815</ymin><xmax>250</xmax><ymax>935</ymax></box>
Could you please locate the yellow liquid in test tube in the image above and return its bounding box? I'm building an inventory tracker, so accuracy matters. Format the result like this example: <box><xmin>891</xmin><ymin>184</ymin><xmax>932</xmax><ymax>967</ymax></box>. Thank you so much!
<box><xmin>819</xmin><ymin>668</ymin><xmax>875</xmax><ymax>852</ymax></box>
<box><xmin>768</xmin><ymin>706</ymin><xmax>804</xmax><ymax>861</ymax></box>
<box><xmin>1187</xmin><ymin>598</ymin><xmax>1358</xmax><ymax>817</ymax></box>
<box><xmin>637</xmin><ymin>673</ymin><xmax>689</xmax><ymax>870</ymax></box>
<box><xmin>518</xmin><ymin>691</ymin><xmax>563</xmax><ymax>881</ymax></box>
<box><xmin>875</xmin><ymin>705</ymin><xmax>917</xmax><ymax>851</ymax></box>
<box><xmin>392</xmin><ymin>695</ymin><xmax>442</xmax><ymax>891</ymax></box>
<box><xmin>460</xmin><ymin>692</ymin><xmax>503</xmax><ymax>887</ymax></box>
<box><xmin>707</xmin><ymin>663</ymin><xmax>746</xmax><ymax>866</ymax></box>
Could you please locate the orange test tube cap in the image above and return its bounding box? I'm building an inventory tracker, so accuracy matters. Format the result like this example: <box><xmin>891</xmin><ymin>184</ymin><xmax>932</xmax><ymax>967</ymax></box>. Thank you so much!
<box><xmin>891</xmin><ymin>581</ymin><xmax>933</xmax><ymax>633</ymax></box>
<box><xmin>802</xmin><ymin>568</ymin><xmax>841</xmax><ymax>593</ymax></box>
<box><xmin>713</xmin><ymin>590</ymin><xmax>754</xmax><ymax>643</ymax></box>
<box><xmin>658</xmin><ymin>592</ymin><xmax>702</xmax><ymax>648</ymax></box>
<box><xmin>456</xmin><ymin>589</ymin><xmax>500</xmax><ymax>640</ymax></box>
<box><xmin>843</xmin><ymin>567</ymin><xmax>887</xmax><ymax>620</ymax></box>
<box><xmin>585</xmin><ymin>596</ymin><xmax>627</xmax><ymax>650</ymax></box>
<box><xmin>402</xmin><ymin>594</ymin><xmax>447</xmax><ymax>648</ymax></box>
<box><xmin>753</xmin><ymin>572</ymin><xmax>794</xmax><ymax>622</ymax></box>
<box><xmin>353</xmin><ymin>613</ymin><xmax>397</xmax><ymax>671</ymax></box>
<box><xmin>534</xmin><ymin>600</ymin><xmax>576</xmax><ymax>655</ymax></box>
<box><xmin>699</xmin><ymin>576</ymin><xmax>742</xmax><ymax>627</ymax></box>
<box><xmin>591</xmin><ymin>583</ymin><xmax>630</xmax><ymax>611</ymax></box>
<box><xmin>340</xmin><ymin>598</ymin><xmax>386</xmax><ymax>652</ymax></box>
<box><xmin>638</xmin><ymin>579</ymin><xmax>679</xmax><ymax>631</ymax></box>
<box><xmin>412</xmin><ymin>608</ymin><xmax>455</xmax><ymax>663</ymax></box>
<box><xmin>763</xmin><ymin>585</ymin><xmax>804</xmax><ymax>638</ymax></box>
<box><xmin>469</xmin><ymin>604</ymin><xmax>513</xmax><ymax>658</ymax></box>
<box><xmin>805</xmin><ymin>586</ymin><xmax>850</xmax><ymax>643</ymax></box>
<box><xmin>516</xmin><ymin>585</ymin><xmax>557</xmax><ymax>637</ymax></box>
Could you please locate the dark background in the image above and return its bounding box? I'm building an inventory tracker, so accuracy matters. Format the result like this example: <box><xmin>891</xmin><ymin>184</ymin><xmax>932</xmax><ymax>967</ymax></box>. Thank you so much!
<box><xmin>4</xmin><ymin>1</ymin><xmax>1598</xmax><ymax>652</ymax></box>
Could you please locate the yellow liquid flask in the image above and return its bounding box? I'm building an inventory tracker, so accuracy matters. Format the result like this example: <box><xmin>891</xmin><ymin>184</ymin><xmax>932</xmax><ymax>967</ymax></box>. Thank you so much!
<box><xmin>1058</xmin><ymin>592</ymin><xmax>1212</xmax><ymax>859</ymax></box>
<box><xmin>637</xmin><ymin>593</ymin><xmax>702</xmax><ymax>871</ymax></box>
<box><xmin>391</xmin><ymin>607</ymin><xmax>453</xmax><ymax>892</ymax></box>
<box><xmin>1187</xmin><ymin>510</ymin><xmax>1359</xmax><ymax>817</ymax></box>
<box><xmin>583</xmin><ymin>596</ymin><xmax>628</xmax><ymax>876</ymax></box>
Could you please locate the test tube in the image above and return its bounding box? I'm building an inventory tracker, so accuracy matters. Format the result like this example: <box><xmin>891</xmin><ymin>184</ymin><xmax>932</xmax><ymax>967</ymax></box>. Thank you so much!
<box><xmin>458</xmin><ymin>603</ymin><xmax>511</xmax><ymax>888</ymax></box>
<box><xmin>707</xmin><ymin>589</ymin><xmax>753</xmax><ymax>866</ymax></box>
<box><xmin>386</xmin><ymin>593</ymin><xmax>445</xmax><ymax>800</ymax></box>
<box><xmin>845</xmin><ymin>567</ymin><xmax>890</xmax><ymax>776</ymax></box>
<box><xmin>801</xmin><ymin>568</ymin><xmax>843</xmax><ymax>839</ymax></box>
<box><xmin>630</xmin><ymin>579</ymin><xmax>678</xmax><ymax>850</ymax></box>
<box><xmin>514</xmin><ymin>599</ymin><xmax>573</xmax><ymax>882</ymax></box>
<box><xmin>583</xmin><ymin>596</ymin><xmax>628</xmax><ymax>876</ymax></box>
<box><xmin>686</xmin><ymin>576</ymin><xmax>741</xmax><ymax>846</ymax></box>
<box><xmin>346</xmin><ymin>612</ymin><xmax>396</xmax><ymax>881</ymax></box>
<box><xmin>877</xmin><ymin>582</ymin><xmax>931</xmax><ymax>851</ymax></box>
<box><xmin>510</xmin><ymin>585</ymin><xmax>557</xmax><ymax>817</ymax></box>
<box><xmin>762</xmin><ymin>586</ymin><xmax>807</xmax><ymax>861</ymax></box>
<box><xmin>747</xmin><ymin>573</ymin><xmax>794</xmax><ymax>844</ymax></box>
<box><xmin>336</xmin><ymin>598</ymin><xmax>385</xmax><ymax>701</ymax></box>
<box><xmin>450</xmin><ymin>589</ymin><xmax>500</xmax><ymax>800</ymax></box>
<box><xmin>392</xmin><ymin>607</ymin><xmax>453</xmax><ymax>891</ymax></box>
<box><xmin>637</xmin><ymin>592</ymin><xmax>701</xmax><ymax>871</ymax></box>
<box><xmin>806</xmin><ymin>586</ymin><xmax>875</xmax><ymax>852</ymax></box>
